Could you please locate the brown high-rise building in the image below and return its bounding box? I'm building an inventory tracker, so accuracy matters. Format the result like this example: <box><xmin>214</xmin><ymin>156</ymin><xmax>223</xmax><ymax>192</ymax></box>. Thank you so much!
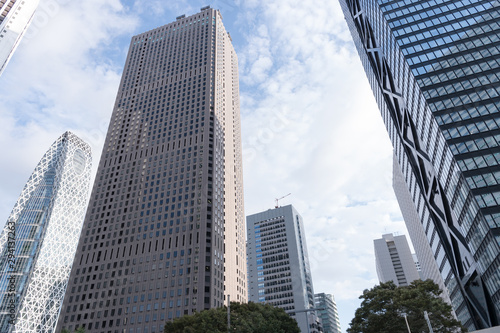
<box><xmin>56</xmin><ymin>7</ymin><xmax>246</xmax><ymax>333</ymax></box>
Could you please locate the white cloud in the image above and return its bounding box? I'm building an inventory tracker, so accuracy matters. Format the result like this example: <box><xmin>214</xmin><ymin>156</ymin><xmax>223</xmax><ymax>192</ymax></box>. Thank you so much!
<box><xmin>0</xmin><ymin>1</ymin><xmax>410</xmax><ymax>331</ymax></box>
<box><xmin>0</xmin><ymin>0</ymin><xmax>138</xmax><ymax>222</ymax></box>
<box><xmin>132</xmin><ymin>0</ymin><xmax>189</xmax><ymax>18</ymax></box>
<box><xmin>237</xmin><ymin>0</ymin><xmax>407</xmax><ymax>330</ymax></box>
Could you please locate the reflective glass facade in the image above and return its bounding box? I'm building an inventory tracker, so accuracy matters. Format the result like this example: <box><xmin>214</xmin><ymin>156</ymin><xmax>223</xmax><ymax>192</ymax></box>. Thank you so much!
<box><xmin>0</xmin><ymin>0</ymin><xmax>39</xmax><ymax>75</ymax></box>
<box><xmin>340</xmin><ymin>0</ymin><xmax>500</xmax><ymax>330</ymax></box>
<box><xmin>56</xmin><ymin>7</ymin><xmax>246</xmax><ymax>333</ymax></box>
<box><xmin>0</xmin><ymin>131</ymin><xmax>92</xmax><ymax>333</ymax></box>
<box><xmin>314</xmin><ymin>293</ymin><xmax>341</xmax><ymax>333</ymax></box>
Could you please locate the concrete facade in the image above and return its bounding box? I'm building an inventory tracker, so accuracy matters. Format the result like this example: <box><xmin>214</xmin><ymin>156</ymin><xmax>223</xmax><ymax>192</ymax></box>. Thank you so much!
<box><xmin>374</xmin><ymin>233</ymin><xmax>420</xmax><ymax>286</ymax></box>
<box><xmin>247</xmin><ymin>205</ymin><xmax>320</xmax><ymax>333</ymax></box>
<box><xmin>56</xmin><ymin>7</ymin><xmax>246</xmax><ymax>333</ymax></box>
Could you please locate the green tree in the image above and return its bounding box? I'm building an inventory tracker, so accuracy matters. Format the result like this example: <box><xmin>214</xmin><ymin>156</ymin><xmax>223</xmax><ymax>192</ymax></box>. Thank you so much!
<box><xmin>61</xmin><ymin>327</ymin><xmax>85</xmax><ymax>333</ymax></box>
<box><xmin>164</xmin><ymin>301</ymin><xmax>300</xmax><ymax>333</ymax></box>
<box><xmin>347</xmin><ymin>279</ymin><xmax>466</xmax><ymax>333</ymax></box>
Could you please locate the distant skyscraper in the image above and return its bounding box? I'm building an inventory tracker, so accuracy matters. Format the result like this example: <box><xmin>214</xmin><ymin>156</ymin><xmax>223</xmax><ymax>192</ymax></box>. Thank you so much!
<box><xmin>340</xmin><ymin>0</ymin><xmax>500</xmax><ymax>329</ymax></box>
<box><xmin>247</xmin><ymin>205</ymin><xmax>320</xmax><ymax>333</ymax></box>
<box><xmin>0</xmin><ymin>0</ymin><xmax>39</xmax><ymax>75</ymax></box>
<box><xmin>56</xmin><ymin>7</ymin><xmax>246</xmax><ymax>333</ymax></box>
<box><xmin>374</xmin><ymin>233</ymin><xmax>420</xmax><ymax>286</ymax></box>
<box><xmin>0</xmin><ymin>131</ymin><xmax>92</xmax><ymax>333</ymax></box>
<box><xmin>314</xmin><ymin>293</ymin><xmax>341</xmax><ymax>333</ymax></box>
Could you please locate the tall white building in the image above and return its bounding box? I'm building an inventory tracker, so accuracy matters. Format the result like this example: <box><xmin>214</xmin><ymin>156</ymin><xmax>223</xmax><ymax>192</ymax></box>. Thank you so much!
<box><xmin>374</xmin><ymin>233</ymin><xmax>420</xmax><ymax>286</ymax></box>
<box><xmin>0</xmin><ymin>0</ymin><xmax>39</xmax><ymax>75</ymax></box>
<box><xmin>0</xmin><ymin>131</ymin><xmax>92</xmax><ymax>333</ymax></box>
<box><xmin>247</xmin><ymin>205</ymin><xmax>320</xmax><ymax>333</ymax></box>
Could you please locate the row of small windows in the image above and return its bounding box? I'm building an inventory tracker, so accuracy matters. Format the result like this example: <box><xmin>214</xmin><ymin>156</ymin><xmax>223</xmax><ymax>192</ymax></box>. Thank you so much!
<box><xmin>387</xmin><ymin>0</ymin><xmax>491</xmax><ymax>29</ymax></box>
<box><xmin>474</xmin><ymin>234</ymin><xmax>500</xmax><ymax>275</ymax></box>
<box><xmin>442</xmin><ymin>117</ymin><xmax>500</xmax><ymax>140</ymax></box>
<box><xmin>124</xmin><ymin>28</ymin><xmax>213</xmax><ymax>88</ymax></box>
<box><xmin>255</xmin><ymin>227</ymin><xmax>286</xmax><ymax>238</ymax></box>
<box><xmin>254</xmin><ymin>221</ymin><xmax>286</xmax><ymax>234</ymax></box>
<box><xmin>410</xmin><ymin>34</ymin><xmax>500</xmax><ymax>74</ymax></box>
<box><xmin>474</xmin><ymin>191</ymin><xmax>500</xmax><ymax>208</ymax></box>
<box><xmin>118</xmin><ymin>76</ymin><xmax>207</xmax><ymax>108</ymax></box>
<box><xmin>257</xmin><ymin>247</ymin><xmax>289</xmax><ymax>259</ymax></box>
<box><xmin>133</xmin><ymin>11</ymin><xmax>212</xmax><ymax>42</ymax></box>
<box><xmin>261</xmin><ymin>242</ymin><xmax>288</xmax><ymax>253</ymax></box>
<box><xmin>382</xmin><ymin>0</ymin><xmax>489</xmax><ymax>21</ymax></box>
<box><xmin>434</xmin><ymin>88</ymin><xmax>500</xmax><ymax>121</ymax></box>
<box><xmin>423</xmin><ymin>73</ymin><xmax>500</xmax><ymax>101</ymax></box>
<box><xmin>449</xmin><ymin>133</ymin><xmax>500</xmax><ymax>155</ymax></box>
<box><xmin>482</xmin><ymin>259</ymin><xmax>500</xmax><ymax>302</ymax></box>
<box><xmin>433</xmin><ymin>101</ymin><xmax>498</xmax><ymax>125</ymax></box>
<box><xmin>406</xmin><ymin>21</ymin><xmax>500</xmax><ymax>63</ymax></box>
<box><xmin>262</xmin><ymin>292</ymin><xmax>294</xmax><ymax>303</ymax></box>
<box><xmin>457</xmin><ymin>151</ymin><xmax>500</xmax><ymax>171</ymax></box>
<box><xmin>392</xmin><ymin>8</ymin><xmax>481</xmax><ymax>39</ymax></box>
<box><xmin>484</xmin><ymin>213</ymin><xmax>500</xmax><ymax>228</ymax></box>
<box><xmin>409</xmin><ymin>35</ymin><xmax>500</xmax><ymax>71</ymax></box>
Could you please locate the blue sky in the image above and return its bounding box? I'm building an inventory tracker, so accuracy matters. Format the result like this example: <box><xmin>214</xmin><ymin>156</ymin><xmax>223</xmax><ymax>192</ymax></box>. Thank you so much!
<box><xmin>0</xmin><ymin>0</ymin><xmax>410</xmax><ymax>331</ymax></box>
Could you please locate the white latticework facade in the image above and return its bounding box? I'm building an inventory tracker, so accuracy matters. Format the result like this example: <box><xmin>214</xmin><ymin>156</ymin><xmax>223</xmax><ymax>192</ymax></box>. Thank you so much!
<box><xmin>0</xmin><ymin>131</ymin><xmax>91</xmax><ymax>333</ymax></box>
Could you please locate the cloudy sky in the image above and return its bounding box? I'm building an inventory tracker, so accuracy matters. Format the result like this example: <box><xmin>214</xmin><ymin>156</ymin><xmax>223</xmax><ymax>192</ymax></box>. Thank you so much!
<box><xmin>0</xmin><ymin>0</ymin><xmax>410</xmax><ymax>330</ymax></box>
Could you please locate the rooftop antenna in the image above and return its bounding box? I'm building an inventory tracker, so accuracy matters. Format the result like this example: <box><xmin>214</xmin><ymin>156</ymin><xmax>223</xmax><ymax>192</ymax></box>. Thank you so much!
<box><xmin>275</xmin><ymin>193</ymin><xmax>291</xmax><ymax>208</ymax></box>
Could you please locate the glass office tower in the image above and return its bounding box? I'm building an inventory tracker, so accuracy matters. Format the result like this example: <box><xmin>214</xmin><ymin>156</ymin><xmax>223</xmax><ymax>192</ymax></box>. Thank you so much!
<box><xmin>0</xmin><ymin>0</ymin><xmax>39</xmax><ymax>75</ymax></box>
<box><xmin>340</xmin><ymin>0</ymin><xmax>500</xmax><ymax>330</ymax></box>
<box><xmin>56</xmin><ymin>7</ymin><xmax>246</xmax><ymax>333</ymax></box>
<box><xmin>0</xmin><ymin>131</ymin><xmax>92</xmax><ymax>333</ymax></box>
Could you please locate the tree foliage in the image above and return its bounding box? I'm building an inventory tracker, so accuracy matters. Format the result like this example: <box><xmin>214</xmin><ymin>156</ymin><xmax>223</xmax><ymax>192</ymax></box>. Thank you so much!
<box><xmin>163</xmin><ymin>301</ymin><xmax>300</xmax><ymax>333</ymax></box>
<box><xmin>61</xmin><ymin>328</ymin><xmax>85</xmax><ymax>333</ymax></box>
<box><xmin>347</xmin><ymin>279</ymin><xmax>466</xmax><ymax>333</ymax></box>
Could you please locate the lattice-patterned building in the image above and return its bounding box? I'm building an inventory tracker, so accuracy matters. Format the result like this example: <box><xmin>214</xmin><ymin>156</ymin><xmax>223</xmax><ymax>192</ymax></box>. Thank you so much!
<box><xmin>339</xmin><ymin>0</ymin><xmax>500</xmax><ymax>330</ymax></box>
<box><xmin>0</xmin><ymin>131</ymin><xmax>92</xmax><ymax>333</ymax></box>
<box><xmin>0</xmin><ymin>0</ymin><xmax>39</xmax><ymax>75</ymax></box>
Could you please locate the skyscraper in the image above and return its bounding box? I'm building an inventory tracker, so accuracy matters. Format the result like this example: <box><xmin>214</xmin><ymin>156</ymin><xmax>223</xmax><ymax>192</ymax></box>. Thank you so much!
<box><xmin>314</xmin><ymin>293</ymin><xmax>341</xmax><ymax>333</ymax></box>
<box><xmin>0</xmin><ymin>0</ymin><xmax>39</xmax><ymax>76</ymax></box>
<box><xmin>56</xmin><ymin>7</ymin><xmax>246</xmax><ymax>333</ymax></box>
<box><xmin>374</xmin><ymin>233</ymin><xmax>420</xmax><ymax>286</ymax></box>
<box><xmin>247</xmin><ymin>205</ymin><xmax>320</xmax><ymax>333</ymax></box>
<box><xmin>340</xmin><ymin>0</ymin><xmax>500</xmax><ymax>329</ymax></box>
<box><xmin>0</xmin><ymin>131</ymin><xmax>92</xmax><ymax>333</ymax></box>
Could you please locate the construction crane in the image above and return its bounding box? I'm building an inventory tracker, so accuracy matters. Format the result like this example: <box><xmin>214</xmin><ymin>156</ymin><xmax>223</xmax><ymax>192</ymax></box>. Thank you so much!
<box><xmin>275</xmin><ymin>193</ymin><xmax>291</xmax><ymax>208</ymax></box>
